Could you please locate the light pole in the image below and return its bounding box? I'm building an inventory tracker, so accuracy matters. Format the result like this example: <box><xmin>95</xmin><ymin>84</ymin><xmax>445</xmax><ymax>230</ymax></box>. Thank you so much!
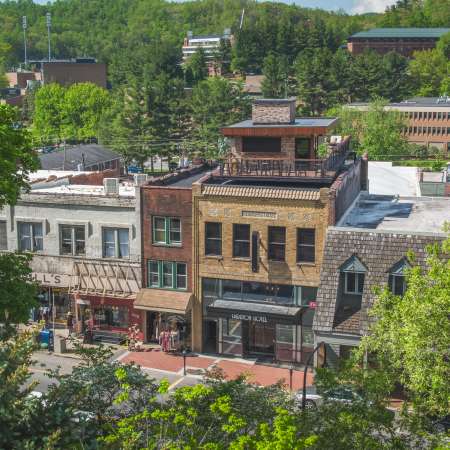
<box><xmin>46</xmin><ymin>12</ymin><xmax>51</xmax><ymax>62</ymax></box>
<box><xmin>182</xmin><ymin>349</ymin><xmax>187</xmax><ymax>376</ymax></box>
<box><xmin>22</xmin><ymin>16</ymin><xmax>27</xmax><ymax>65</ymax></box>
<box><xmin>302</xmin><ymin>341</ymin><xmax>324</xmax><ymax>410</ymax></box>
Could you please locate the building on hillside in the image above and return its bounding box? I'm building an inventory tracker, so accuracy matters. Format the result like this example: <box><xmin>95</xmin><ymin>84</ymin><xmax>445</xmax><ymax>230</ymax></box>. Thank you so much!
<box><xmin>189</xmin><ymin>98</ymin><xmax>367</xmax><ymax>363</ymax></box>
<box><xmin>313</xmin><ymin>194</ymin><xmax>450</xmax><ymax>367</ymax></box>
<box><xmin>347</xmin><ymin>97</ymin><xmax>450</xmax><ymax>154</ymax></box>
<box><xmin>134</xmin><ymin>165</ymin><xmax>211</xmax><ymax>349</ymax></box>
<box><xmin>39</xmin><ymin>144</ymin><xmax>122</xmax><ymax>174</ymax></box>
<box><xmin>347</xmin><ymin>28</ymin><xmax>450</xmax><ymax>57</ymax></box>
<box><xmin>182</xmin><ymin>29</ymin><xmax>232</xmax><ymax>76</ymax></box>
<box><xmin>5</xmin><ymin>57</ymin><xmax>107</xmax><ymax>105</ymax></box>
<box><xmin>0</xmin><ymin>173</ymin><xmax>143</xmax><ymax>341</ymax></box>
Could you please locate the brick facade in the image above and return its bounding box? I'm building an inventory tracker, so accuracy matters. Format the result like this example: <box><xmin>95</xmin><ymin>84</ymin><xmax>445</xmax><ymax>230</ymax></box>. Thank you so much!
<box><xmin>347</xmin><ymin>38</ymin><xmax>438</xmax><ymax>57</ymax></box>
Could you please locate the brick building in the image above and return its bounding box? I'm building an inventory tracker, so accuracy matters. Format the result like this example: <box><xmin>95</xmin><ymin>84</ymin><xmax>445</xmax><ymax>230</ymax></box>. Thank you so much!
<box><xmin>347</xmin><ymin>97</ymin><xmax>450</xmax><ymax>154</ymax></box>
<box><xmin>313</xmin><ymin>194</ymin><xmax>449</xmax><ymax>367</ymax></box>
<box><xmin>190</xmin><ymin>99</ymin><xmax>367</xmax><ymax>363</ymax></box>
<box><xmin>347</xmin><ymin>28</ymin><xmax>450</xmax><ymax>57</ymax></box>
<box><xmin>135</xmin><ymin>166</ymin><xmax>210</xmax><ymax>348</ymax></box>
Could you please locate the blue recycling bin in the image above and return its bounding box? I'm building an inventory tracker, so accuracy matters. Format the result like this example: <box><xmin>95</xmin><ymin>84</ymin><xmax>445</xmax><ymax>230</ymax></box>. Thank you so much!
<box><xmin>39</xmin><ymin>329</ymin><xmax>54</xmax><ymax>350</ymax></box>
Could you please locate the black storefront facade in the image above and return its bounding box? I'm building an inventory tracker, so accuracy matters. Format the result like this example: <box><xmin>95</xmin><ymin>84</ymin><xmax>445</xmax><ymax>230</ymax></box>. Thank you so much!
<box><xmin>202</xmin><ymin>278</ymin><xmax>317</xmax><ymax>364</ymax></box>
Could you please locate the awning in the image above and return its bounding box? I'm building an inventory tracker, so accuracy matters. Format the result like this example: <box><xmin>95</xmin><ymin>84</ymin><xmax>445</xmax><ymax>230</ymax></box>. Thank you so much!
<box><xmin>207</xmin><ymin>299</ymin><xmax>303</xmax><ymax>324</ymax></box>
<box><xmin>134</xmin><ymin>289</ymin><xmax>193</xmax><ymax>314</ymax></box>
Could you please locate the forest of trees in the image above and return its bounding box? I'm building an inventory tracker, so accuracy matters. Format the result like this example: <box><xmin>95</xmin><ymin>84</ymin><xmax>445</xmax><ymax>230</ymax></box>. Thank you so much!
<box><xmin>1</xmin><ymin>0</ymin><xmax>449</xmax><ymax>163</ymax></box>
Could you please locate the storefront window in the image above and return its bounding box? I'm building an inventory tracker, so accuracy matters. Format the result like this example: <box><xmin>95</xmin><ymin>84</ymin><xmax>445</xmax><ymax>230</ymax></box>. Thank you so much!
<box><xmin>299</xmin><ymin>286</ymin><xmax>318</xmax><ymax>306</ymax></box>
<box><xmin>94</xmin><ymin>306</ymin><xmax>129</xmax><ymax>328</ymax></box>
<box><xmin>220</xmin><ymin>318</ymin><xmax>242</xmax><ymax>356</ymax></box>
<box><xmin>275</xmin><ymin>324</ymin><xmax>296</xmax><ymax>362</ymax></box>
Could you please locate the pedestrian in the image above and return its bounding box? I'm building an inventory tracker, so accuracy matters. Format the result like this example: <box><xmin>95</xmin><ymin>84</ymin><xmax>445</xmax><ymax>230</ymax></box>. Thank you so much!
<box><xmin>66</xmin><ymin>311</ymin><xmax>74</xmax><ymax>336</ymax></box>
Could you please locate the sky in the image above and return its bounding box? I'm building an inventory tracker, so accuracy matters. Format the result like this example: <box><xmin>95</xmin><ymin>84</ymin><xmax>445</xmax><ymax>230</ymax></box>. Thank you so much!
<box><xmin>32</xmin><ymin>0</ymin><xmax>397</xmax><ymax>14</ymax></box>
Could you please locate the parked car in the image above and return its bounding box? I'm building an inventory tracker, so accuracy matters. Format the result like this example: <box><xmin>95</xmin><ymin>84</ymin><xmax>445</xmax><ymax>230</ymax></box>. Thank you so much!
<box><xmin>294</xmin><ymin>386</ymin><xmax>364</xmax><ymax>409</ymax></box>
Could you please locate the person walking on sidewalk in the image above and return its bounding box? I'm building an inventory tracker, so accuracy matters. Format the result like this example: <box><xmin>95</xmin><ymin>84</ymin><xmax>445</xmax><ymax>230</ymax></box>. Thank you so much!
<box><xmin>66</xmin><ymin>312</ymin><xmax>74</xmax><ymax>336</ymax></box>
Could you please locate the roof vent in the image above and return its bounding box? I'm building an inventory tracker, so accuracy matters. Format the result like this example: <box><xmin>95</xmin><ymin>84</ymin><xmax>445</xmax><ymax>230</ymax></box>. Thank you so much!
<box><xmin>133</xmin><ymin>173</ymin><xmax>148</xmax><ymax>186</ymax></box>
<box><xmin>103</xmin><ymin>178</ymin><xmax>119</xmax><ymax>196</ymax></box>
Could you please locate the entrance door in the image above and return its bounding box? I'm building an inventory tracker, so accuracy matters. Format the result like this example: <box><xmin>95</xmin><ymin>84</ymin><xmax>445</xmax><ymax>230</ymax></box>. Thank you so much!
<box><xmin>204</xmin><ymin>320</ymin><xmax>217</xmax><ymax>353</ymax></box>
<box><xmin>247</xmin><ymin>322</ymin><xmax>275</xmax><ymax>356</ymax></box>
<box><xmin>146</xmin><ymin>311</ymin><xmax>158</xmax><ymax>343</ymax></box>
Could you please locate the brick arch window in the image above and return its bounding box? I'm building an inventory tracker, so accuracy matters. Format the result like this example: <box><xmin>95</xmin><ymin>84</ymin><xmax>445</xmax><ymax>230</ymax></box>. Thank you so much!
<box><xmin>340</xmin><ymin>255</ymin><xmax>367</xmax><ymax>295</ymax></box>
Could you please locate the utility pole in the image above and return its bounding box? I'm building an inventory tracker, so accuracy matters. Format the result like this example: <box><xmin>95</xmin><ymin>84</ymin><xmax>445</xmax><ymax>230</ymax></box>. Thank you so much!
<box><xmin>239</xmin><ymin>8</ymin><xmax>245</xmax><ymax>30</ymax></box>
<box><xmin>22</xmin><ymin>16</ymin><xmax>27</xmax><ymax>65</ymax></box>
<box><xmin>46</xmin><ymin>12</ymin><xmax>52</xmax><ymax>62</ymax></box>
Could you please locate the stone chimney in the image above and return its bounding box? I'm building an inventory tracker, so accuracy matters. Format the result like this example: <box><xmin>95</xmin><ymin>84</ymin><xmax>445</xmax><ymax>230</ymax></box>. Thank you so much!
<box><xmin>252</xmin><ymin>98</ymin><xmax>296</xmax><ymax>125</ymax></box>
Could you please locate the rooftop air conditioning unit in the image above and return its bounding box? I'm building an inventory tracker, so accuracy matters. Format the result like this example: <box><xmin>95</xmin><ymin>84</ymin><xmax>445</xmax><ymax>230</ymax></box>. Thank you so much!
<box><xmin>103</xmin><ymin>178</ymin><xmax>120</xmax><ymax>196</ymax></box>
<box><xmin>134</xmin><ymin>173</ymin><xmax>148</xmax><ymax>186</ymax></box>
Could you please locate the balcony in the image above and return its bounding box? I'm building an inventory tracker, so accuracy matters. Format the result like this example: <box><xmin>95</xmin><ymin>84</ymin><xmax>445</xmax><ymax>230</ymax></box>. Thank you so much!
<box><xmin>220</xmin><ymin>137</ymin><xmax>351</xmax><ymax>181</ymax></box>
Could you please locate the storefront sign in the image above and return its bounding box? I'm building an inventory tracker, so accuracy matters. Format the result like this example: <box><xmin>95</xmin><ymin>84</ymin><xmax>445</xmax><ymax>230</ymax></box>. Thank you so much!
<box><xmin>231</xmin><ymin>313</ymin><xmax>268</xmax><ymax>323</ymax></box>
<box><xmin>31</xmin><ymin>272</ymin><xmax>71</xmax><ymax>287</ymax></box>
<box><xmin>241</xmin><ymin>210</ymin><xmax>277</xmax><ymax>219</ymax></box>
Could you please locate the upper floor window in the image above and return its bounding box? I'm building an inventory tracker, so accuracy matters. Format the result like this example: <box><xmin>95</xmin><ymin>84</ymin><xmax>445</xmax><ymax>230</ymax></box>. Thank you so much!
<box><xmin>389</xmin><ymin>274</ymin><xmax>406</xmax><ymax>296</ymax></box>
<box><xmin>268</xmin><ymin>226</ymin><xmax>286</xmax><ymax>261</ymax></box>
<box><xmin>18</xmin><ymin>222</ymin><xmax>43</xmax><ymax>252</ymax></box>
<box><xmin>102</xmin><ymin>227</ymin><xmax>129</xmax><ymax>258</ymax></box>
<box><xmin>341</xmin><ymin>255</ymin><xmax>366</xmax><ymax>295</ymax></box>
<box><xmin>233</xmin><ymin>224</ymin><xmax>250</xmax><ymax>258</ymax></box>
<box><xmin>60</xmin><ymin>225</ymin><xmax>85</xmax><ymax>256</ymax></box>
<box><xmin>388</xmin><ymin>259</ymin><xmax>409</xmax><ymax>296</ymax></box>
<box><xmin>0</xmin><ymin>221</ymin><xmax>7</xmax><ymax>250</ymax></box>
<box><xmin>205</xmin><ymin>222</ymin><xmax>222</xmax><ymax>256</ymax></box>
<box><xmin>297</xmin><ymin>228</ymin><xmax>315</xmax><ymax>263</ymax></box>
<box><xmin>345</xmin><ymin>272</ymin><xmax>365</xmax><ymax>295</ymax></box>
<box><xmin>153</xmin><ymin>217</ymin><xmax>181</xmax><ymax>246</ymax></box>
<box><xmin>147</xmin><ymin>260</ymin><xmax>187</xmax><ymax>290</ymax></box>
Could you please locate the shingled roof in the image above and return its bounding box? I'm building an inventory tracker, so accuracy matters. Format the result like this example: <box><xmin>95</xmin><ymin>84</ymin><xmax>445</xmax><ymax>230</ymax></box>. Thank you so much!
<box><xmin>313</xmin><ymin>227</ymin><xmax>446</xmax><ymax>337</ymax></box>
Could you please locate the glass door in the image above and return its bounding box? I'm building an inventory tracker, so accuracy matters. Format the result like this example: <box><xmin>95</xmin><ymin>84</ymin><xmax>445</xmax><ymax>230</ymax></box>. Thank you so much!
<box><xmin>248</xmin><ymin>322</ymin><xmax>275</xmax><ymax>356</ymax></box>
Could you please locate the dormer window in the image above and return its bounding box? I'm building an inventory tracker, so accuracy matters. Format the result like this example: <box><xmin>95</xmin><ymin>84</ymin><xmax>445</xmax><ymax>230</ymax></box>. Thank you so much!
<box><xmin>341</xmin><ymin>255</ymin><xmax>367</xmax><ymax>295</ymax></box>
<box><xmin>388</xmin><ymin>259</ymin><xmax>410</xmax><ymax>296</ymax></box>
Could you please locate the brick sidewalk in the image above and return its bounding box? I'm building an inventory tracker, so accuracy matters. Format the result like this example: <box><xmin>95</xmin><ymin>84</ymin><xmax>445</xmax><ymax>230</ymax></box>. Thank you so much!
<box><xmin>121</xmin><ymin>349</ymin><xmax>314</xmax><ymax>389</ymax></box>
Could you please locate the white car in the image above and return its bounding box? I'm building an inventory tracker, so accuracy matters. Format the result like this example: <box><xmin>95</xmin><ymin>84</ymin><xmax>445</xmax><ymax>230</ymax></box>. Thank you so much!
<box><xmin>294</xmin><ymin>386</ymin><xmax>363</xmax><ymax>409</ymax></box>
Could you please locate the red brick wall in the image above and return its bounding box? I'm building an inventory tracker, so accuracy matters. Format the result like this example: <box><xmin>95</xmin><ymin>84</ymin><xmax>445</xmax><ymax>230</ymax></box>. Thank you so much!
<box><xmin>348</xmin><ymin>38</ymin><xmax>437</xmax><ymax>57</ymax></box>
<box><xmin>141</xmin><ymin>186</ymin><xmax>193</xmax><ymax>291</ymax></box>
<box><xmin>69</xmin><ymin>168</ymin><xmax>119</xmax><ymax>185</ymax></box>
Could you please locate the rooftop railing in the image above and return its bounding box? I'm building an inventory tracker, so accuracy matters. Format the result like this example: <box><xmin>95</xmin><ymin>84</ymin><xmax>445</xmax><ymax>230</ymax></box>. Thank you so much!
<box><xmin>220</xmin><ymin>136</ymin><xmax>351</xmax><ymax>179</ymax></box>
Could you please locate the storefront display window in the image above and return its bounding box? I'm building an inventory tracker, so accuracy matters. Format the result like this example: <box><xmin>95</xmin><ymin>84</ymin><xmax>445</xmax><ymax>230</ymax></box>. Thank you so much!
<box><xmin>94</xmin><ymin>305</ymin><xmax>129</xmax><ymax>328</ymax></box>
<box><xmin>276</xmin><ymin>324</ymin><xmax>296</xmax><ymax>362</ymax></box>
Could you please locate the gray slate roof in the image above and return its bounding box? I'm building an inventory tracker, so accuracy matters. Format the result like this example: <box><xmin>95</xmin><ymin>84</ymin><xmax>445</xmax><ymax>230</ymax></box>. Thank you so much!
<box><xmin>350</xmin><ymin>28</ymin><xmax>450</xmax><ymax>39</ymax></box>
<box><xmin>39</xmin><ymin>144</ymin><xmax>120</xmax><ymax>171</ymax></box>
<box><xmin>313</xmin><ymin>227</ymin><xmax>445</xmax><ymax>337</ymax></box>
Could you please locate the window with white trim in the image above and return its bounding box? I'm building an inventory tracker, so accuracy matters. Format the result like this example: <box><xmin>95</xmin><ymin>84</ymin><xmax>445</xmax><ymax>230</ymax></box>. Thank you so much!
<box><xmin>102</xmin><ymin>228</ymin><xmax>129</xmax><ymax>258</ymax></box>
<box><xmin>344</xmin><ymin>272</ymin><xmax>365</xmax><ymax>295</ymax></box>
<box><xmin>18</xmin><ymin>222</ymin><xmax>43</xmax><ymax>252</ymax></box>
<box><xmin>60</xmin><ymin>225</ymin><xmax>85</xmax><ymax>256</ymax></box>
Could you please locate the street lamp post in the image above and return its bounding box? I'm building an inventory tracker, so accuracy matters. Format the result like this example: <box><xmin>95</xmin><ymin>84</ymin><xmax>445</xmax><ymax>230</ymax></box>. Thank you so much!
<box><xmin>302</xmin><ymin>341</ymin><xmax>324</xmax><ymax>410</ymax></box>
<box><xmin>182</xmin><ymin>349</ymin><xmax>187</xmax><ymax>376</ymax></box>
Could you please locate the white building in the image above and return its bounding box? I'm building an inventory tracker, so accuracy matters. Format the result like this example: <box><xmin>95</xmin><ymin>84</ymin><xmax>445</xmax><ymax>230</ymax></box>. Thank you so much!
<box><xmin>0</xmin><ymin>173</ymin><xmax>145</xmax><ymax>340</ymax></box>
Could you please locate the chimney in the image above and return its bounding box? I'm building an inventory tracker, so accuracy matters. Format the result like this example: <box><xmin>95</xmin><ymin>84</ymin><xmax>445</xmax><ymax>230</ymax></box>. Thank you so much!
<box><xmin>252</xmin><ymin>98</ymin><xmax>296</xmax><ymax>125</ymax></box>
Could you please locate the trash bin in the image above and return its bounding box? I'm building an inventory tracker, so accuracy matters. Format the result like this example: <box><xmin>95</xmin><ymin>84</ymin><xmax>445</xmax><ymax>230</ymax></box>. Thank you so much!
<box><xmin>54</xmin><ymin>335</ymin><xmax>66</xmax><ymax>353</ymax></box>
<box><xmin>39</xmin><ymin>329</ymin><xmax>54</xmax><ymax>351</ymax></box>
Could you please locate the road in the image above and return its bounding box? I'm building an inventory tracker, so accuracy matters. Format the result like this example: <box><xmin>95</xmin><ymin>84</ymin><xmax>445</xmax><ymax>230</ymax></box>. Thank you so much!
<box><xmin>28</xmin><ymin>350</ymin><xmax>200</xmax><ymax>394</ymax></box>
